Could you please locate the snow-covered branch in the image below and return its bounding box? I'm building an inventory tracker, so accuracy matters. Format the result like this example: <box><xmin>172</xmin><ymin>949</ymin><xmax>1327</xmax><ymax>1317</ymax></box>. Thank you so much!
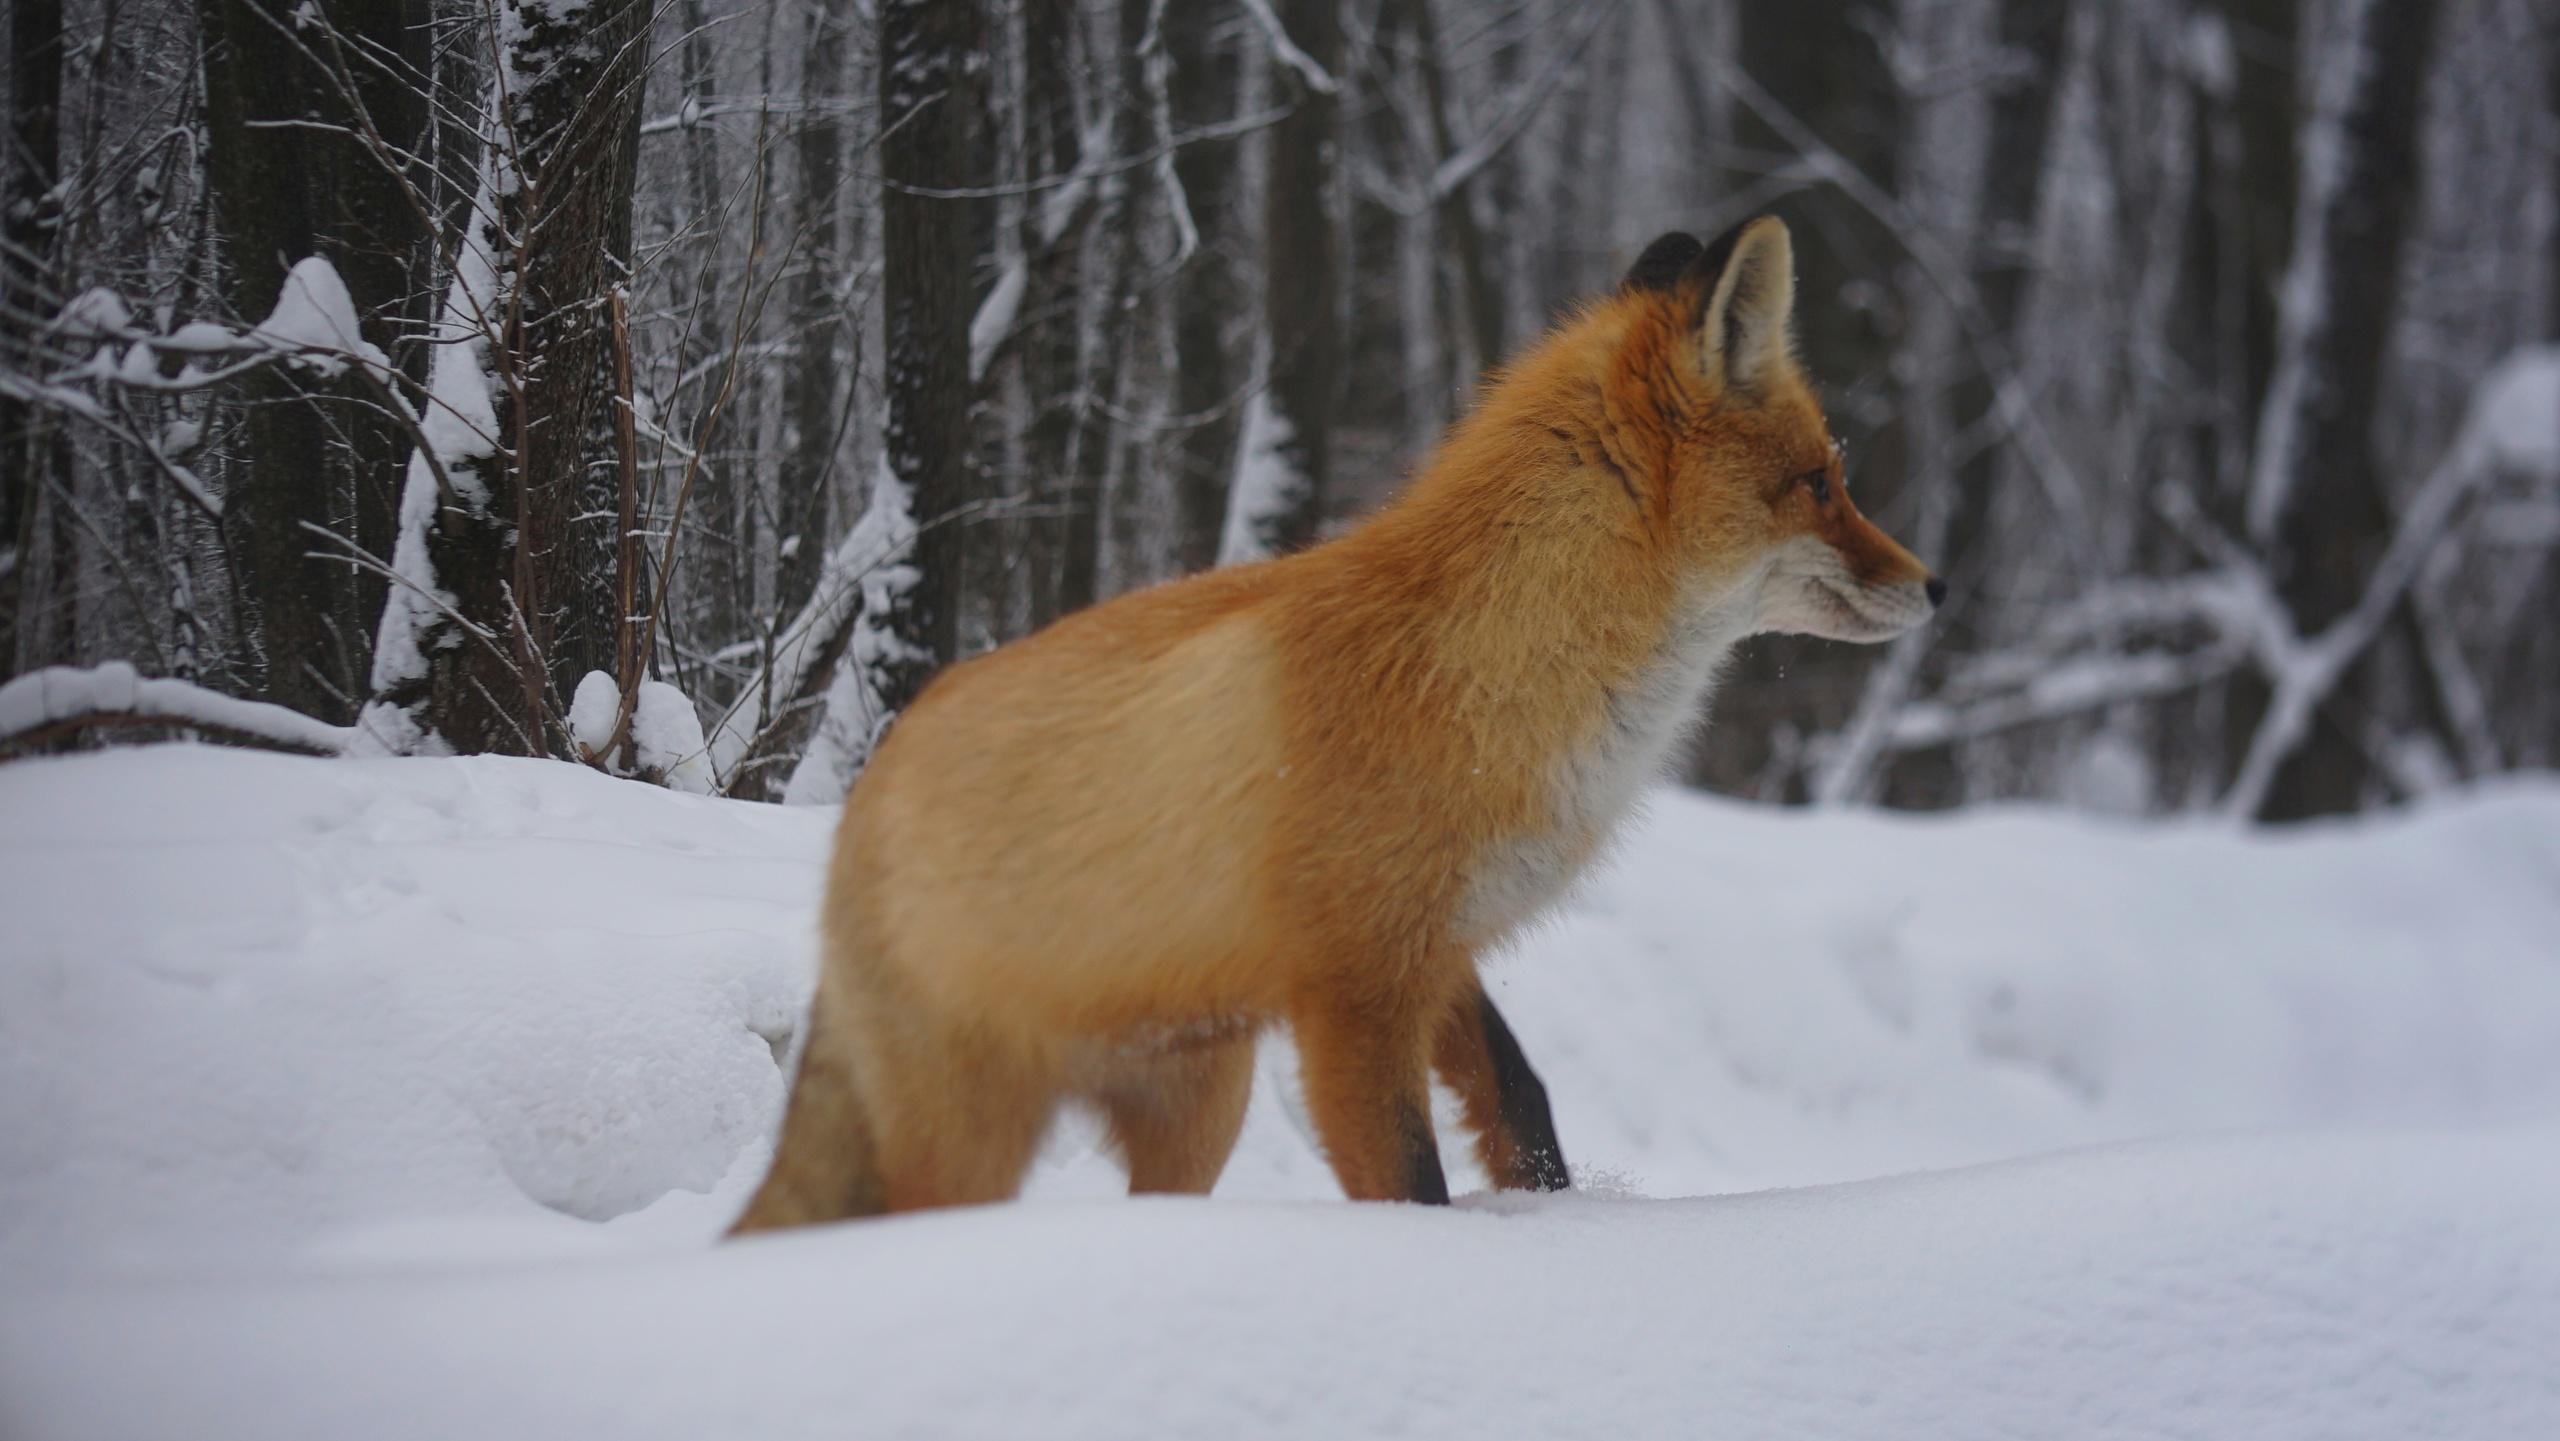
<box><xmin>0</xmin><ymin>663</ymin><xmax>356</xmax><ymax>757</ymax></box>
<box><xmin>2219</xmin><ymin>347</ymin><xmax>2560</xmax><ymax>817</ymax></box>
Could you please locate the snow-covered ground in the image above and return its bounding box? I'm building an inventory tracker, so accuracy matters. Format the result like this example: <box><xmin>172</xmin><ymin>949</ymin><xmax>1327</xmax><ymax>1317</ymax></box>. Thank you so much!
<box><xmin>4</xmin><ymin>747</ymin><xmax>2558</xmax><ymax>1437</ymax></box>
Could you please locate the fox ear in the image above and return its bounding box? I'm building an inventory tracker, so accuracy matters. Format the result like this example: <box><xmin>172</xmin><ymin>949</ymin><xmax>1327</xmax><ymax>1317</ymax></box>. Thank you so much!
<box><xmin>1689</xmin><ymin>215</ymin><xmax>1797</xmax><ymax>394</ymax></box>
<box><xmin>1620</xmin><ymin>232</ymin><xmax>1707</xmax><ymax>296</ymax></box>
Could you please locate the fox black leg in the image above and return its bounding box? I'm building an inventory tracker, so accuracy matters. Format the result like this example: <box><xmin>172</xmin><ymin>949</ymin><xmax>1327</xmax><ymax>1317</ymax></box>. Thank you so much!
<box><xmin>1476</xmin><ymin>994</ymin><xmax>1570</xmax><ymax>1191</ymax></box>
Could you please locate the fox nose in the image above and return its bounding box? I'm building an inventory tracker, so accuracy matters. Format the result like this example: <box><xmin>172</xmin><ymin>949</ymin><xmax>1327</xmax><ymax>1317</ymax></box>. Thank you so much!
<box><xmin>1924</xmin><ymin>577</ymin><xmax>1947</xmax><ymax>609</ymax></box>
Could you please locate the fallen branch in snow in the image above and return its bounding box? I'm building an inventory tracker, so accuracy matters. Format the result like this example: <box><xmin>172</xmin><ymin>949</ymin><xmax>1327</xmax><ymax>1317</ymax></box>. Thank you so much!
<box><xmin>0</xmin><ymin>664</ymin><xmax>355</xmax><ymax>758</ymax></box>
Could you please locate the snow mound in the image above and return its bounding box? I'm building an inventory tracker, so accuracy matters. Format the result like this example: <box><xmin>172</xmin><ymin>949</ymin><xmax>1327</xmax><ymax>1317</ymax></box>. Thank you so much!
<box><xmin>3</xmin><ymin>747</ymin><xmax>2558</xmax><ymax>1435</ymax></box>
<box><xmin>6</xmin><ymin>1125</ymin><xmax>2556</xmax><ymax>1439</ymax></box>
<box><xmin>0</xmin><ymin>749</ymin><xmax>824</xmax><ymax>1271</ymax></box>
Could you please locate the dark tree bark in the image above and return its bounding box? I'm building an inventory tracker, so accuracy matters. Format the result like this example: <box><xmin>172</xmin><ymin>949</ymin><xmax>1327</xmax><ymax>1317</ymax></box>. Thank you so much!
<box><xmin>1400</xmin><ymin>0</ymin><xmax>1503</xmax><ymax>377</ymax></box>
<box><xmin>1014</xmin><ymin>0</ymin><xmax>1094</xmax><ymax>623</ymax></box>
<box><xmin>2251</xmin><ymin>0</ymin><xmax>2443</xmax><ymax>819</ymax></box>
<box><xmin>778</xmin><ymin>0</ymin><xmax>853</xmax><ymax>621</ymax></box>
<box><xmin>1166</xmin><ymin>2</ymin><xmax>1244</xmax><ymax>574</ymax></box>
<box><xmin>1256</xmin><ymin>0</ymin><xmax>1343</xmax><ymax>554</ymax></box>
<box><xmin>1</xmin><ymin>0</ymin><xmax>66</xmax><ymax>680</ymax></box>
<box><xmin>1696</xmin><ymin>0</ymin><xmax>1904</xmax><ymax>800</ymax></box>
<box><xmin>1092</xmin><ymin>0</ymin><xmax>1166</xmax><ymax>590</ymax></box>
<box><xmin>1879</xmin><ymin>0</ymin><xmax>2072</xmax><ymax>810</ymax></box>
<box><xmin>197</xmin><ymin>0</ymin><xmax>434</xmax><ymax>719</ymax></box>
<box><xmin>875</xmin><ymin>0</ymin><xmax>989</xmax><ymax>711</ymax></box>
<box><xmin>501</xmin><ymin>0</ymin><xmax>648</xmax><ymax>710</ymax></box>
<box><xmin>669</xmin><ymin>0</ymin><xmax>744</xmax><ymax>648</ymax></box>
<box><xmin>2549</xmin><ymin>23</ymin><xmax>2560</xmax><ymax>343</ymax></box>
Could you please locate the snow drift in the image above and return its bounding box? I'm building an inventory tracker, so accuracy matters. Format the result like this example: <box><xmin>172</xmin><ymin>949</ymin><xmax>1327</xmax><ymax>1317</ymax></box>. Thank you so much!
<box><xmin>3</xmin><ymin>747</ymin><xmax>2557</xmax><ymax>1437</ymax></box>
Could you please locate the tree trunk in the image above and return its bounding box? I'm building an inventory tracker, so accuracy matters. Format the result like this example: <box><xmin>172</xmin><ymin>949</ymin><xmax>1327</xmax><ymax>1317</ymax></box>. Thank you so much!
<box><xmin>500</xmin><ymin>0</ymin><xmax>648</xmax><ymax>712</ymax></box>
<box><xmin>1696</xmin><ymin>0</ymin><xmax>1903</xmax><ymax>800</ymax></box>
<box><xmin>380</xmin><ymin>0</ymin><xmax>650</xmax><ymax>755</ymax></box>
<box><xmin>1877</xmin><ymin>0</ymin><xmax>2072</xmax><ymax>810</ymax></box>
<box><xmin>2247</xmin><ymin>0</ymin><xmax>2443</xmax><ymax>820</ymax></box>
<box><xmin>1</xmin><ymin>0</ymin><xmax>65</xmax><ymax>681</ymax></box>
<box><xmin>778</xmin><ymin>0</ymin><xmax>853</xmax><ymax>621</ymax></box>
<box><xmin>199</xmin><ymin>0</ymin><xmax>434</xmax><ymax>720</ymax></box>
<box><xmin>875</xmin><ymin>0</ymin><xmax>989</xmax><ymax>711</ymax></box>
<box><xmin>1165</xmin><ymin>2</ymin><xmax>1243</xmax><ymax>574</ymax></box>
<box><xmin>1255</xmin><ymin>0</ymin><xmax>1343</xmax><ymax>554</ymax></box>
<box><xmin>1401</xmin><ymin>0</ymin><xmax>1503</xmax><ymax>377</ymax></box>
<box><xmin>670</xmin><ymin>0</ymin><xmax>744</xmax><ymax>653</ymax></box>
<box><xmin>1015</xmin><ymin>0</ymin><xmax>1092</xmax><ymax>622</ymax></box>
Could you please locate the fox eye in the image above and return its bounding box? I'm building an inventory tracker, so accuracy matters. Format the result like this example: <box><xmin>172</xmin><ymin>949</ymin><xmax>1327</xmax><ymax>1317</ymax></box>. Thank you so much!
<box><xmin>1797</xmin><ymin>468</ymin><xmax>1831</xmax><ymax>504</ymax></box>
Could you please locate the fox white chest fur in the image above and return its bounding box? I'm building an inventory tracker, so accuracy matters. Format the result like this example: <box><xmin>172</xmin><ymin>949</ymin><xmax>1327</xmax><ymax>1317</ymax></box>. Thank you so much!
<box><xmin>1457</xmin><ymin>581</ymin><xmax>1757</xmax><ymax>946</ymax></box>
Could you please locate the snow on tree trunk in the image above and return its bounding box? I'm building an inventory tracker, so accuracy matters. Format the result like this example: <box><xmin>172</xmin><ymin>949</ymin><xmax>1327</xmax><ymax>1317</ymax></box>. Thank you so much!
<box><xmin>778</xmin><ymin>457</ymin><xmax>928</xmax><ymax>803</ymax></box>
<box><xmin>358</xmin><ymin>145</ymin><xmax>505</xmax><ymax>757</ymax></box>
<box><xmin>358</xmin><ymin>0</ymin><xmax>649</xmax><ymax>756</ymax></box>
<box><xmin>1219</xmin><ymin>389</ymin><xmax>1300</xmax><ymax>566</ymax></box>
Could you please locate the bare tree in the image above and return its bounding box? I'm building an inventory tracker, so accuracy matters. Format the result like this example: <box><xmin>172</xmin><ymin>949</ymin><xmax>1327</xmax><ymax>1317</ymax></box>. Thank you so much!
<box><xmin>873</xmin><ymin>0</ymin><xmax>990</xmax><ymax>712</ymax></box>
<box><xmin>199</xmin><ymin>0</ymin><xmax>436</xmax><ymax>722</ymax></box>
<box><xmin>1165</xmin><ymin>4</ymin><xmax>1246</xmax><ymax>574</ymax></box>
<box><xmin>1245</xmin><ymin>0</ymin><xmax>1342</xmax><ymax>557</ymax></box>
<box><xmin>2242</xmin><ymin>0</ymin><xmax>2445</xmax><ymax>818</ymax></box>
<box><xmin>2</xmin><ymin>0</ymin><xmax>68</xmax><ymax>681</ymax></box>
<box><xmin>368</xmin><ymin>0</ymin><xmax>652</xmax><ymax>754</ymax></box>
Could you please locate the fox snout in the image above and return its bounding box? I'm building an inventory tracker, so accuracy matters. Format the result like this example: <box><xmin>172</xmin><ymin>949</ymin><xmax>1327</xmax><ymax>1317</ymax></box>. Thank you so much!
<box><xmin>1761</xmin><ymin>514</ymin><xmax>1942</xmax><ymax>643</ymax></box>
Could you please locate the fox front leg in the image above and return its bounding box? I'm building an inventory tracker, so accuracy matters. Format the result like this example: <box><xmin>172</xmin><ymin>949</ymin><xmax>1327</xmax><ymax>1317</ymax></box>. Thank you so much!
<box><xmin>1293</xmin><ymin>995</ymin><xmax>1451</xmax><ymax>1204</ymax></box>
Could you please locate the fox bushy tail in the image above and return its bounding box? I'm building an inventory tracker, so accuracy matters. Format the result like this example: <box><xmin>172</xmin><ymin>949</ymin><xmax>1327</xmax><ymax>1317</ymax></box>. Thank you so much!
<box><xmin>728</xmin><ymin>997</ymin><xmax>884</xmax><ymax>1234</ymax></box>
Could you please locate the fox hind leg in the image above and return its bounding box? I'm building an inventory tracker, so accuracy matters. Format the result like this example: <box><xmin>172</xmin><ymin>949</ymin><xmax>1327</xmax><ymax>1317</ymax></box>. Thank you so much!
<box><xmin>1433</xmin><ymin>983</ymin><xmax>1570</xmax><ymax>1192</ymax></box>
<box><xmin>863</xmin><ymin>1015</ymin><xmax>1060</xmax><ymax>1213</ymax></box>
<box><xmin>1099</xmin><ymin>1036</ymin><xmax>1256</xmax><ymax>1196</ymax></box>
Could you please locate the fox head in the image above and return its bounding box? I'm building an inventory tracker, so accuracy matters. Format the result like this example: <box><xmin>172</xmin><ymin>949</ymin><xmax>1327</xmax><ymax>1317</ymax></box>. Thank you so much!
<box><xmin>1601</xmin><ymin>217</ymin><xmax>1942</xmax><ymax>642</ymax></box>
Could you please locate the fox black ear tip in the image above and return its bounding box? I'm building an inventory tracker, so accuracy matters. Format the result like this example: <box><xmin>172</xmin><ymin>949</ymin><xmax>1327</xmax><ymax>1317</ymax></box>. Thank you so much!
<box><xmin>1621</xmin><ymin>232</ymin><xmax>1708</xmax><ymax>295</ymax></box>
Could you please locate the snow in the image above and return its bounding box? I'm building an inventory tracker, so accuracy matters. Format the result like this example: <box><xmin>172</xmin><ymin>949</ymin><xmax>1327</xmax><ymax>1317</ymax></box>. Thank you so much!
<box><xmin>4</xmin><ymin>747</ymin><xmax>2559</xmax><ymax>1435</ymax></box>
<box><xmin>10</xmin><ymin>1125</ymin><xmax>2557</xmax><ymax>1440</ymax></box>
<box><xmin>2475</xmin><ymin>345</ymin><xmax>2560</xmax><ymax>479</ymax></box>
<box><xmin>246</xmin><ymin>256</ymin><xmax>388</xmax><ymax>378</ymax></box>
<box><xmin>631</xmin><ymin>679</ymin><xmax>714</xmax><ymax>794</ymax></box>
<box><xmin>1219</xmin><ymin>388</ymin><xmax>1300</xmax><ymax>564</ymax></box>
<box><xmin>364</xmin><ymin>131</ymin><xmax>505</xmax><ymax>712</ymax></box>
<box><xmin>967</xmin><ymin>257</ymin><xmax>1028</xmax><ymax>384</ymax></box>
<box><xmin>0</xmin><ymin>662</ymin><xmax>355</xmax><ymax>753</ymax></box>
<box><xmin>47</xmin><ymin>286</ymin><xmax>131</xmax><ymax>338</ymax></box>
<box><xmin>567</xmin><ymin>668</ymin><xmax>621</xmax><ymax>754</ymax></box>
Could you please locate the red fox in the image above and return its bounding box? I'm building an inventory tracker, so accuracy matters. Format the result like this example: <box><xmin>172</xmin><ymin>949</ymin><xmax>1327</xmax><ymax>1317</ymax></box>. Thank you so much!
<box><xmin>731</xmin><ymin>216</ymin><xmax>1939</xmax><ymax>1229</ymax></box>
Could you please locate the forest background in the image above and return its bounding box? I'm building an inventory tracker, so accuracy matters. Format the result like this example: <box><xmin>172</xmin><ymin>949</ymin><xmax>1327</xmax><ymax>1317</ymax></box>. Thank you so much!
<box><xmin>3</xmin><ymin>0</ymin><xmax>2553</xmax><ymax>820</ymax></box>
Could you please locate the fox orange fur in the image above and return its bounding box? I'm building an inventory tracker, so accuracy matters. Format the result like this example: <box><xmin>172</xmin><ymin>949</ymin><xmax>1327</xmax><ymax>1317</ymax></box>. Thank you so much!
<box><xmin>731</xmin><ymin>216</ymin><xmax>1939</xmax><ymax>1229</ymax></box>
